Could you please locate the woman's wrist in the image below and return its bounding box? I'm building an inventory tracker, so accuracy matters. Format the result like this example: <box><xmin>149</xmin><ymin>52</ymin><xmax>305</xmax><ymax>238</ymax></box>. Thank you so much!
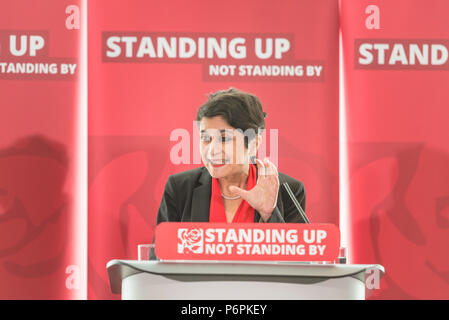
<box><xmin>259</xmin><ymin>208</ymin><xmax>274</xmax><ymax>222</ymax></box>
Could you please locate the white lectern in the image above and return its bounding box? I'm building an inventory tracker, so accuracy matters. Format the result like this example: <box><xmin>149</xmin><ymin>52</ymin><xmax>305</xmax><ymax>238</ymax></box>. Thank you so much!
<box><xmin>107</xmin><ymin>260</ymin><xmax>384</xmax><ymax>300</ymax></box>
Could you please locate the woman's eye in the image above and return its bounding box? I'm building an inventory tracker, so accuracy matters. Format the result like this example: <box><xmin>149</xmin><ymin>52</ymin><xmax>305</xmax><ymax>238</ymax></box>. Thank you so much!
<box><xmin>201</xmin><ymin>134</ymin><xmax>233</xmax><ymax>143</ymax></box>
<box><xmin>200</xmin><ymin>135</ymin><xmax>211</xmax><ymax>142</ymax></box>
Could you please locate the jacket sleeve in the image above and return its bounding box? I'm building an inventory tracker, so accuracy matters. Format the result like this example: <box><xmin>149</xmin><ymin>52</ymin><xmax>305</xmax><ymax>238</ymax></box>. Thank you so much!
<box><xmin>283</xmin><ymin>180</ymin><xmax>306</xmax><ymax>223</ymax></box>
<box><xmin>151</xmin><ymin>176</ymin><xmax>180</xmax><ymax>260</ymax></box>
<box><xmin>156</xmin><ymin>176</ymin><xmax>180</xmax><ymax>224</ymax></box>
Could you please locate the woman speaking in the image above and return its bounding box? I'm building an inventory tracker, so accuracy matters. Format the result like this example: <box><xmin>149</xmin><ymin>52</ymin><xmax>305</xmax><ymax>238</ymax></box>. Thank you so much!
<box><xmin>156</xmin><ymin>88</ymin><xmax>307</xmax><ymax>224</ymax></box>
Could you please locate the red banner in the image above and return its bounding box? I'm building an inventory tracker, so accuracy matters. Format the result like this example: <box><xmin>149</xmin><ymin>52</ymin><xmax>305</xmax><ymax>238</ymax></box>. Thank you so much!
<box><xmin>88</xmin><ymin>0</ymin><xmax>339</xmax><ymax>299</ymax></box>
<box><xmin>342</xmin><ymin>0</ymin><xmax>449</xmax><ymax>299</ymax></box>
<box><xmin>0</xmin><ymin>0</ymin><xmax>85</xmax><ymax>299</ymax></box>
<box><xmin>155</xmin><ymin>223</ymin><xmax>340</xmax><ymax>262</ymax></box>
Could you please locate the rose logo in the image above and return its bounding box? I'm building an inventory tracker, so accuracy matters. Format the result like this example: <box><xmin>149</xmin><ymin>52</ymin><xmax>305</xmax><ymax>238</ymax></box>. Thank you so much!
<box><xmin>178</xmin><ymin>228</ymin><xmax>203</xmax><ymax>254</ymax></box>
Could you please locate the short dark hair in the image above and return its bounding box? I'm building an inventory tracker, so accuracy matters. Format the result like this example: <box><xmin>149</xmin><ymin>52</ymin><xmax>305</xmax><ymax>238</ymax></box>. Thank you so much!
<box><xmin>196</xmin><ymin>88</ymin><xmax>267</xmax><ymax>148</ymax></box>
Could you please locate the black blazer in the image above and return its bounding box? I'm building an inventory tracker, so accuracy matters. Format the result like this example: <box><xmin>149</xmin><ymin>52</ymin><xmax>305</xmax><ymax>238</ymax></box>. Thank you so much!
<box><xmin>156</xmin><ymin>166</ymin><xmax>307</xmax><ymax>224</ymax></box>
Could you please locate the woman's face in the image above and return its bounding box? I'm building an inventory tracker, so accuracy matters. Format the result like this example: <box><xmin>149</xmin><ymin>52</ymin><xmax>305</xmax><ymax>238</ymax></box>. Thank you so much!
<box><xmin>199</xmin><ymin>116</ymin><xmax>257</xmax><ymax>179</ymax></box>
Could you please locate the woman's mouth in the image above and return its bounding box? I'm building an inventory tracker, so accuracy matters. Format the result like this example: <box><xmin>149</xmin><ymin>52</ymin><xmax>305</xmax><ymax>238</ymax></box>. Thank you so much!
<box><xmin>208</xmin><ymin>159</ymin><xmax>228</xmax><ymax>167</ymax></box>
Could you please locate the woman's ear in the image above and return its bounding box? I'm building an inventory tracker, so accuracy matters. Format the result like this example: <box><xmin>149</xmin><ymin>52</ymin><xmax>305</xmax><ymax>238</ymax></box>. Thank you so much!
<box><xmin>255</xmin><ymin>134</ymin><xmax>262</xmax><ymax>150</ymax></box>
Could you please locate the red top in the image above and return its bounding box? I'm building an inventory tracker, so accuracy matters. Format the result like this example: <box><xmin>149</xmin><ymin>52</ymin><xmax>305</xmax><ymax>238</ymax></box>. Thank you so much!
<box><xmin>209</xmin><ymin>164</ymin><xmax>256</xmax><ymax>223</ymax></box>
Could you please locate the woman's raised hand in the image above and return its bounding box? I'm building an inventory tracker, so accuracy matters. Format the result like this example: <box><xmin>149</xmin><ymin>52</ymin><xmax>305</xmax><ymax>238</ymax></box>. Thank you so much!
<box><xmin>229</xmin><ymin>158</ymin><xmax>279</xmax><ymax>222</ymax></box>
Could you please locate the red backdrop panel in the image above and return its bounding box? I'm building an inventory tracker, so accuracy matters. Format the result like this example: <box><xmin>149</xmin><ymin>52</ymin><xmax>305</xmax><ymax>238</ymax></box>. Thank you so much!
<box><xmin>342</xmin><ymin>0</ymin><xmax>449</xmax><ymax>299</ymax></box>
<box><xmin>0</xmin><ymin>0</ymin><xmax>83</xmax><ymax>299</ymax></box>
<box><xmin>88</xmin><ymin>0</ymin><xmax>339</xmax><ymax>299</ymax></box>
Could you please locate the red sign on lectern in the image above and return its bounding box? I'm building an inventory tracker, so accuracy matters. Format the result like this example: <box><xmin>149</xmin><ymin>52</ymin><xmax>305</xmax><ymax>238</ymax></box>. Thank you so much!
<box><xmin>154</xmin><ymin>223</ymin><xmax>340</xmax><ymax>261</ymax></box>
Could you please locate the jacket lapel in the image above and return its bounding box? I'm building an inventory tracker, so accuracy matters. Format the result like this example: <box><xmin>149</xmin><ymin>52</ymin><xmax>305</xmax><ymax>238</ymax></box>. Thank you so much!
<box><xmin>190</xmin><ymin>167</ymin><xmax>212</xmax><ymax>222</ymax></box>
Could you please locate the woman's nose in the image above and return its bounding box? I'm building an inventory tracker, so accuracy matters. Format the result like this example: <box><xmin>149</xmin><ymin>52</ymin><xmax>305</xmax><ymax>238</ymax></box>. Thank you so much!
<box><xmin>208</xmin><ymin>138</ymin><xmax>224</xmax><ymax>157</ymax></box>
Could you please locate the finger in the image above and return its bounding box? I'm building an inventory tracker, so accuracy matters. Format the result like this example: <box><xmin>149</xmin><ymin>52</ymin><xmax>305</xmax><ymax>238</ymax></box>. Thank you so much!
<box><xmin>228</xmin><ymin>185</ymin><xmax>249</xmax><ymax>199</ymax></box>
<box><xmin>263</xmin><ymin>158</ymin><xmax>274</xmax><ymax>176</ymax></box>
<box><xmin>263</xmin><ymin>158</ymin><xmax>271</xmax><ymax>175</ymax></box>
<box><xmin>264</xmin><ymin>158</ymin><xmax>278</xmax><ymax>177</ymax></box>
<box><xmin>255</xmin><ymin>158</ymin><xmax>266</xmax><ymax>177</ymax></box>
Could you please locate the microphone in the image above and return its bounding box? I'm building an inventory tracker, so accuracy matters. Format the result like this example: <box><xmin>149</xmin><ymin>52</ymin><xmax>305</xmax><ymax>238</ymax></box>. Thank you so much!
<box><xmin>282</xmin><ymin>182</ymin><xmax>310</xmax><ymax>223</ymax></box>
